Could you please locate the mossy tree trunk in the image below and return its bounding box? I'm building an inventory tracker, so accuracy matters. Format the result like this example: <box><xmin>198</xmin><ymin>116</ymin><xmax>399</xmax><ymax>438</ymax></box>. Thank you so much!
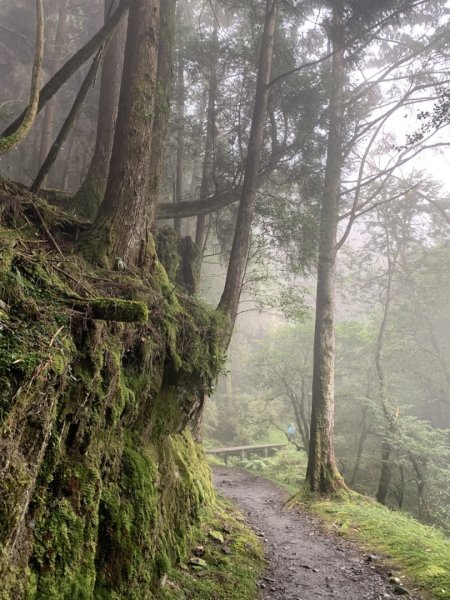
<box><xmin>218</xmin><ymin>0</ymin><xmax>277</xmax><ymax>331</ymax></box>
<box><xmin>195</xmin><ymin>6</ymin><xmax>219</xmax><ymax>264</ymax></box>
<box><xmin>305</xmin><ymin>2</ymin><xmax>345</xmax><ymax>494</ymax></box>
<box><xmin>71</xmin><ymin>0</ymin><xmax>127</xmax><ymax>220</ymax></box>
<box><xmin>84</xmin><ymin>0</ymin><xmax>160</xmax><ymax>269</ymax></box>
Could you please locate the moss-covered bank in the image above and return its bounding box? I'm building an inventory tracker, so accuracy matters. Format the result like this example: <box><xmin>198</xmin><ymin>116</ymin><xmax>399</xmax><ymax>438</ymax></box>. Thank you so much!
<box><xmin>0</xmin><ymin>182</ymin><xmax>231</xmax><ymax>598</ymax></box>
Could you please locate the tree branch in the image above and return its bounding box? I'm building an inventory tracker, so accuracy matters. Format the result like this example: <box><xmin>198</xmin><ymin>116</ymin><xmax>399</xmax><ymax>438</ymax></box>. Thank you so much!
<box><xmin>156</xmin><ymin>188</ymin><xmax>241</xmax><ymax>220</ymax></box>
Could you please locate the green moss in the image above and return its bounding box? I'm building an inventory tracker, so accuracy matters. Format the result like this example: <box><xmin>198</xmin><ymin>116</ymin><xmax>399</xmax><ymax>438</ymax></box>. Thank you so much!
<box><xmin>0</xmin><ymin>133</ymin><xmax>18</xmax><ymax>153</ymax></box>
<box><xmin>0</xmin><ymin>200</ymin><xmax>233</xmax><ymax>599</ymax></box>
<box><xmin>65</xmin><ymin>297</ymin><xmax>149</xmax><ymax>323</ymax></box>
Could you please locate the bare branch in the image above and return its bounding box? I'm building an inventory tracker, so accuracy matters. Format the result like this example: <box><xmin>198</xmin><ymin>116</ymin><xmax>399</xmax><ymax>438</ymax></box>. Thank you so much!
<box><xmin>0</xmin><ymin>0</ymin><xmax>44</xmax><ymax>154</ymax></box>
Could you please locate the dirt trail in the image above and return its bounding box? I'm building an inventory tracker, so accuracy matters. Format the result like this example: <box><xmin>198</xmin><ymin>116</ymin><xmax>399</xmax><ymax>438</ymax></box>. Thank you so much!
<box><xmin>213</xmin><ymin>468</ymin><xmax>422</xmax><ymax>600</ymax></box>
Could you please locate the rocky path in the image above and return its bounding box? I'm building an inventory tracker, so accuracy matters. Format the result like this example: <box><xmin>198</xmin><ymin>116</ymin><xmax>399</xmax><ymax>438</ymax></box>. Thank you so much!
<box><xmin>213</xmin><ymin>468</ymin><xmax>422</xmax><ymax>600</ymax></box>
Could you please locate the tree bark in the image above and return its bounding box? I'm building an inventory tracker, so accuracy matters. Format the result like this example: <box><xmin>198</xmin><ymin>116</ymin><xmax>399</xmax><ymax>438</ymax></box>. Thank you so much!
<box><xmin>0</xmin><ymin>0</ymin><xmax>44</xmax><ymax>155</ymax></box>
<box><xmin>218</xmin><ymin>0</ymin><xmax>277</xmax><ymax>331</ymax></box>
<box><xmin>37</xmin><ymin>0</ymin><xmax>68</xmax><ymax>188</ymax></box>
<box><xmin>195</xmin><ymin>9</ymin><xmax>219</xmax><ymax>257</ymax></box>
<box><xmin>1</xmin><ymin>0</ymin><xmax>129</xmax><ymax>140</ymax></box>
<box><xmin>174</xmin><ymin>56</ymin><xmax>185</xmax><ymax>235</ymax></box>
<box><xmin>305</xmin><ymin>3</ymin><xmax>345</xmax><ymax>494</ymax></box>
<box><xmin>71</xmin><ymin>0</ymin><xmax>127</xmax><ymax>220</ymax></box>
<box><xmin>149</xmin><ymin>0</ymin><xmax>176</xmax><ymax>218</ymax></box>
<box><xmin>83</xmin><ymin>0</ymin><xmax>160</xmax><ymax>268</ymax></box>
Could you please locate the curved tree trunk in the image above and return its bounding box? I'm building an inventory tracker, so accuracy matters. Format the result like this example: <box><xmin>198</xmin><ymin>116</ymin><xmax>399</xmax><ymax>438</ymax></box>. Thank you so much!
<box><xmin>0</xmin><ymin>0</ymin><xmax>44</xmax><ymax>155</ymax></box>
<box><xmin>71</xmin><ymin>0</ymin><xmax>127</xmax><ymax>220</ymax></box>
<box><xmin>218</xmin><ymin>0</ymin><xmax>277</xmax><ymax>332</ymax></box>
<box><xmin>305</xmin><ymin>3</ymin><xmax>345</xmax><ymax>494</ymax></box>
<box><xmin>83</xmin><ymin>0</ymin><xmax>160</xmax><ymax>269</ymax></box>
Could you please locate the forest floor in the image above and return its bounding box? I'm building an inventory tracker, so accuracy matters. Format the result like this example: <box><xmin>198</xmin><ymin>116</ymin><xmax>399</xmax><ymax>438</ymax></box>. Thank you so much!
<box><xmin>213</xmin><ymin>467</ymin><xmax>424</xmax><ymax>600</ymax></box>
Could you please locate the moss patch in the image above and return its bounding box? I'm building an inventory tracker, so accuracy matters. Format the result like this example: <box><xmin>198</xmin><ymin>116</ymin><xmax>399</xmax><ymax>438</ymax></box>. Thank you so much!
<box><xmin>0</xmin><ymin>186</ymin><xmax>229</xmax><ymax>598</ymax></box>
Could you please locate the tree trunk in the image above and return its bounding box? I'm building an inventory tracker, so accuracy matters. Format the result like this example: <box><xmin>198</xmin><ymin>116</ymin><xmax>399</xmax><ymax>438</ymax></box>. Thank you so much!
<box><xmin>174</xmin><ymin>56</ymin><xmax>185</xmax><ymax>235</ymax></box>
<box><xmin>299</xmin><ymin>378</ymin><xmax>310</xmax><ymax>451</ymax></box>
<box><xmin>71</xmin><ymin>0</ymin><xmax>127</xmax><ymax>220</ymax></box>
<box><xmin>305</xmin><ymin>4</ymin><xmax>345</xmax><ymax>494</ymax></box>
<box><xmin>350</xmin><ymin>404</ymin><xmax>370</xmax><ymax>487</ymax></box>
<box><xmin>83</xmin><ymin>0</ymin><xmax>160</xmax><ymax>269</ymax></box>
<box><xmin>2</xmin><ymin>0</ymin><xmax>129</xmax><ymax>141</ymax></box>
<box><xmin>157</xmin><ymin>187</ymin><xmax>241</xmax><ymax>220</ymax></box>
<box><xmin>149</xmin><ymin>0</ymin><xmax>176</xmax><ymax>218</ymax></box>
<box><xmin>287</xmin><ymin>380</ymin><xmax>310</xmax><ymax>452</ymax></box>
<box><xmin>37</xmin><ymin>0</ymin><xmax>68</xmax><ymax>188</ymax></box>
<box><xmin>410</xmin><ymin>455</ymin><xmax>427</xmax><ymax>519</ymax></box>
<box><xmin>218</xmin><ymin>0</ymin><xmax>277</xmax><ymax>331</ymax></box>
<box><xmin>376</xmin><ymin>223</ymin><xmax>397</xmax><ymax>505</ymax></box>
<box><xmin>195</xmin><ymin>8</ymin><xmax>219</xmax><ymax>260</ymax></box>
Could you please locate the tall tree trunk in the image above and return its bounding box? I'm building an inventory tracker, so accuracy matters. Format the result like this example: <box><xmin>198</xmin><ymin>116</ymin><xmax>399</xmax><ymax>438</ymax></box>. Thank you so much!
<box><xmin>350</xmin><ymin>403</ymin><xmax>370</xmax><ymax>487</ymax></box>
<box><xmin>2</xmin><ymin>0</ymin><xmax>129</xmax><ymax>140</ymax></box>
<box><xmin>83</xmin><ymin>0</ymin><xmax>160</xmax><ymax>268</ymax></box>
<box><xmin>376</xmin><ymin>224</ymin><xmax>396</xmax><ymax>505</ymax></box>
<box><xmin>37</xmin><ymin>0</ymin><xmax>68</xmax><ymax>188</ymax></box>
<box><xmin>218</xmin><ymin>0</ymin><xmax>277</xmax><ymax>331</ymax></box>
<box><xmin>305</xmin><ymin>3</ymin><xmax>345</xmax><ymax>494</ymax></box>
<box><xmin>174</xmin><ymin>56</ymin><xmax>185</xmax><ymax>235</ymax></box>
<box><xmin>72</xmin><ymin>0</ymin><xmax>127</xmax><ymax>220</ymax></box>
<box><xmin>149</xmin><ymin>0</ymin><xmax>176</xmax><ymax>216</ymax></box>
<box><xmin>195</xmin><ymin>8</ymin><xmax>219</xmax><ymax>260</ymax></box>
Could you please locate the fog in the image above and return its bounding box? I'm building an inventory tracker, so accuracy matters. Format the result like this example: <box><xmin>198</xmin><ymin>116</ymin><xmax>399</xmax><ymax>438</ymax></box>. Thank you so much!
<box><xmin>1</xmin><ymin>0</ymin><xmax>449</xmax><ymax>531</ymax></box>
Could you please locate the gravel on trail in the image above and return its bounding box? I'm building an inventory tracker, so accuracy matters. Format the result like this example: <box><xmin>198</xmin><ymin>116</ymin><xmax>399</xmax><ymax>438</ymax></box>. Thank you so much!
<box><xmin>213</xmin><ymin>468</ymin><xmax>423</xmax><ymax>600</ymax></box>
